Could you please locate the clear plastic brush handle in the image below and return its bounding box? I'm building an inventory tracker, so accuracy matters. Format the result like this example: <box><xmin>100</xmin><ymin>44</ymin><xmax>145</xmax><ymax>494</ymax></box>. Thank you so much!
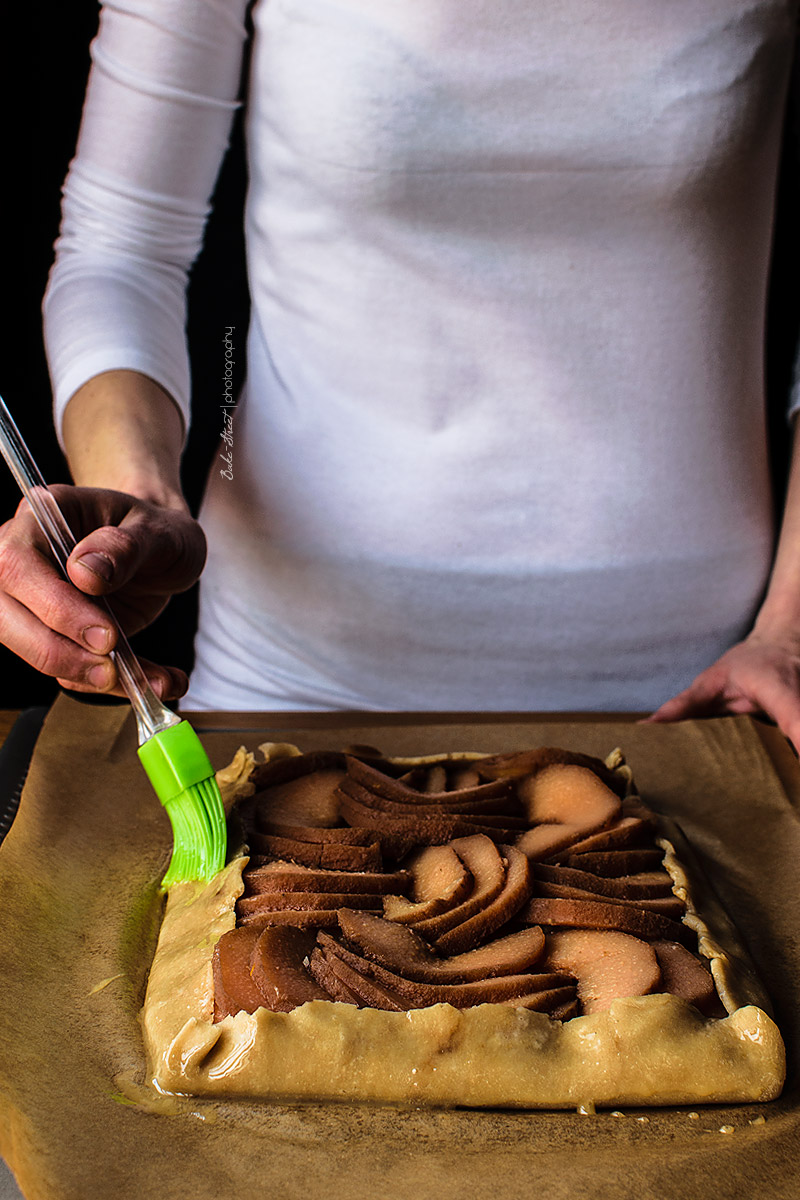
<box><xmin>0</xmin><ymin>395</ymin><xmax>180</xmax><ymax>744</ymax></box>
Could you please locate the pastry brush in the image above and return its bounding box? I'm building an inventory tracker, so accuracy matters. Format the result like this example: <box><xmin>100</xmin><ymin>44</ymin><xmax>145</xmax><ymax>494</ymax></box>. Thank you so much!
<box><xmin>0</xmin><ymin>394</ymin><xmax>226</xmax><ymax>886</ymax></box>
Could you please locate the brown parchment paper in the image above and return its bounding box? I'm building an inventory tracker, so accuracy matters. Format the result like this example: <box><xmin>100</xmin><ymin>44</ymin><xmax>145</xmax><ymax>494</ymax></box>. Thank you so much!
<box><xmin>0</xmin><ymin>694</ymin><xmax>798</xmax><ymax>1200</ymax></box>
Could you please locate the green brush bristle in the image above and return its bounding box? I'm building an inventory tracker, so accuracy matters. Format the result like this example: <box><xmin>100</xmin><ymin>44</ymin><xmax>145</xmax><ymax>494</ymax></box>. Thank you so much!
<box><xmin>161</xmin><ymin>778</ymin><xmax>226</xmax><ymax>886</ymax></box>
<box><xmin>138</xmin><ymin>720</ymin><xmax>228</xmax><ymax>887</ymax></box>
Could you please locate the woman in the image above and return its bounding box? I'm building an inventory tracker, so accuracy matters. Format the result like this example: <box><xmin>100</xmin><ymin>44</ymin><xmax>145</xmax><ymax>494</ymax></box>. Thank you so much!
<box><xmin>2</xmin><ymin>0</ymin><xmax>800</xmax><ymax>743</ymax></box>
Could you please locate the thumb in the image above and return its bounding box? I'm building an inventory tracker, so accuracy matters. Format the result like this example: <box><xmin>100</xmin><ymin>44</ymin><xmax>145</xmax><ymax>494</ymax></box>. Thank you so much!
<box><xmin>67</xmin><ymin>510</ymin><xmax>205</xmax><ymax>598</ymax></box>
<box><xmin>67</xmin><ymin>525</ymin><xmax>139</xmax><ymax>595</ymax></box>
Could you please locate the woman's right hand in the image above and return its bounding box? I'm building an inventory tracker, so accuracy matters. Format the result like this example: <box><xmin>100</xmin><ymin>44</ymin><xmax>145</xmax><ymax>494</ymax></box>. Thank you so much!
<box><xmin>0</xmin><ymin>484</ymin><xmax>207</xmax><ymax>700</ymax></box>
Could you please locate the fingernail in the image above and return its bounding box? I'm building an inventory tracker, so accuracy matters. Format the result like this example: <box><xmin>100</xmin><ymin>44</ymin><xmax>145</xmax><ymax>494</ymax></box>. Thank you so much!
<box><xmin>83</xmin><ymin>625</ymin><xmax>112</xmax><ymax>653</ymax></box>
<box><xmin>76</xmin><ymin>553</ymin><xmax>114</xmax><ymax>583</ymax></box>
<box><xmin>88</xmin><ymin>663</ymin><xmax>113</xmax><ymax>690</ymax></box>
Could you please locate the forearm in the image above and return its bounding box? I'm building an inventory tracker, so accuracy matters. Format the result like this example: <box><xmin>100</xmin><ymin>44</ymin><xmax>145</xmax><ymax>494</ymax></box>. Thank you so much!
<box><xmin>752</xmin><ymin>421</ymin><xmax>800</xmax><ymax>639</ymax></box>
<box><xmin>61</xmin><ymin>370</ymin><xmax>189</xmax><ymax>513</ymax></box>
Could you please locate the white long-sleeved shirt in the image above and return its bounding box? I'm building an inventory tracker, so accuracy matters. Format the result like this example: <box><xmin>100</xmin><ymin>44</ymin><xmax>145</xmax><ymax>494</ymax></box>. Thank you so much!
<box><xmin>44</xmin><ymin>0</ymin><xmax>796</xmax><ymax>711</ymax></box>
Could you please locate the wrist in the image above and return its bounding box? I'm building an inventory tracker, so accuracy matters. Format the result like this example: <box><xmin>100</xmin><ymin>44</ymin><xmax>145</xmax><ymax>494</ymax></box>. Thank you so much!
<box><xmin>106</xmin><ymin>475</ymin><xmax>190</xmax><ymax>515</ymax></box>
<box><xmin>749</xmin><ymin>602</ymin><xmax>800</xmax><ymax>649</ymax></box>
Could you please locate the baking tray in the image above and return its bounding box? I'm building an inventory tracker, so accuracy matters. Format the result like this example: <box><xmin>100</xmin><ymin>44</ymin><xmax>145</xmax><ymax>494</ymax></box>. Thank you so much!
<box><xmin>0</xmin><ymin>708</ymin><xmax>49</xmax><ymax>846</ymax></box>
<box><xmin>1</xmin><ymin>697</ymin><xmax>798</xmax><ymax>1200</ymax></box>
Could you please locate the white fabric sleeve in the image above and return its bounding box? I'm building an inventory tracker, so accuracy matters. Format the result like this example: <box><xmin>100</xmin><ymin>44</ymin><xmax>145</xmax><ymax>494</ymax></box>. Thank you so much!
<box><xmin>43</xmin><ymin>0</ymin><xmax>250</xmax><ymax>448</ymax></box>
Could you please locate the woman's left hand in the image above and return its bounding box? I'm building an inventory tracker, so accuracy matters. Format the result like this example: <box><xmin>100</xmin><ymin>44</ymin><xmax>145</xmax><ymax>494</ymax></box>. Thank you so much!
<box><xmin>644</xmin><ymin>627</ymin><xmax>800</xmax><ymax>753</ymax></box>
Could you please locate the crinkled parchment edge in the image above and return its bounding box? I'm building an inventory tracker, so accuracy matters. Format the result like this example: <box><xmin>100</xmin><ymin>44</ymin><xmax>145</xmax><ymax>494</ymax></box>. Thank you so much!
<box><xmin>140</xmin><ymin>745</ymin><xmax>785</xmax><ymax>1108</ymax></box>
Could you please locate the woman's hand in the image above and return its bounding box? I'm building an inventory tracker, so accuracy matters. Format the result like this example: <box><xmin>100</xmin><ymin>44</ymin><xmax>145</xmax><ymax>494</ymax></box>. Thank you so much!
<box><xmin>644</xmin><ymin>627</ymin><xmax>800</xmax><ymax>753</ymax></box>
<box><xmin>0</xmin><ymin>484</ymin><xmax>206</xmax><ymax>699</ymax></box>
<box><xmin>647</xmin><ymin>413</ymin><xmax>800</xmax><ymax>752</ymax></box>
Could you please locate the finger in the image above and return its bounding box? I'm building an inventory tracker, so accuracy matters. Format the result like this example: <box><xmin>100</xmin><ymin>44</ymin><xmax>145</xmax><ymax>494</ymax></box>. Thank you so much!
<box><xmin>727</xmin><ymin>671</ymin><xmax>800</xmax><ymax>755</ymax></box>
<box><xmin>0</xmin><ymin>531</ymin><xmax>119</xmax><ymax>656</ymax></box>
<box><xmin>66</xmin><ymin>526</ymin><xmax>172</xmax><ymax>633</ymax></box>
<box><xmin>66</xmin><ymin>524</ymin><xmax>144</xmax><ymax>596</ymax></box>
<box><xmin>0</xmin><ymin>591</ymin><xmax>118</xmax><ymax>691</ymax></box>
<box><xmin>158</xmin><ymin>665</ymin><xmax>189</xmax><ymax>702</ymax></box>
<box><xmin>67</xmin><ymin>509</ymin><xmax>205</xmax><ymax>599</ymax></box>
<box><xmin>57</xmin><ymin>662</ymin><xmax>188</xmax><ymax>701</ymax></box>
<box><xmin>645</xmin><ymin>666</ymin><xmax>731</xmax><ymax>723</ymax></box>
<box><xmin>8</xmin><ymin>489</ymin><xmax>138</xmax><ymax>598</ymax></box>
<box><xmin>646</xmin><ymin>659</ymin><xmax>800</xmax><ymax>753</ymax></box>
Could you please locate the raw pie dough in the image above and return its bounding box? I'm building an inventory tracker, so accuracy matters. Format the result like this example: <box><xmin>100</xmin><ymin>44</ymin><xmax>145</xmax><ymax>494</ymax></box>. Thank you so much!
<box><xmin>141</xmin><ymin>744</ymin><xmax>785</xmax><ymax>1108</ymax></box>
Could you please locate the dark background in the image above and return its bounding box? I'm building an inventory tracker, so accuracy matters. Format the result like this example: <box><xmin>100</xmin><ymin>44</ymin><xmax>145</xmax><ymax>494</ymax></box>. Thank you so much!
<box><xmin>5</xmin><ymin>4</ymin><xmax>800</xmax><ymax>710</ymax></box>
<box><xmin>7</xmin><ymin>1</ymin><xmax>250</xmax><ymax>708</ymax></box>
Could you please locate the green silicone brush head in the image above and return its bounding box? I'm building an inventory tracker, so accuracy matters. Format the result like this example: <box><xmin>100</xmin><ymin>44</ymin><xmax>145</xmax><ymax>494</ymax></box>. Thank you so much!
<box><xmin>137</xmin><ymin>720</ymin><xmax>227</xmax><ymax>887</ymax></box>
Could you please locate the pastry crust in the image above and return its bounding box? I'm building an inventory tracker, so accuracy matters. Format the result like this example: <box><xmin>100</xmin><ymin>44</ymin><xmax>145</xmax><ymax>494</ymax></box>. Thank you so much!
<box><xmin>141</xmin><ymin>745</ymin><xmax>785</xmax><ymax>1108</ymax></box>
